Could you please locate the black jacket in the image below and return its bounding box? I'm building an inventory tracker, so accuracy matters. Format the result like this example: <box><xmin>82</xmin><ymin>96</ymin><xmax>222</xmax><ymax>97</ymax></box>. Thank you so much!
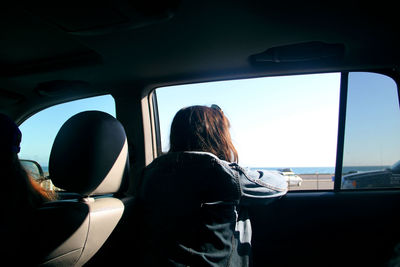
<box><xmin>137</xmin><ymin>151</ymin><xmax>287</xmax><ymax>266</ymax></box>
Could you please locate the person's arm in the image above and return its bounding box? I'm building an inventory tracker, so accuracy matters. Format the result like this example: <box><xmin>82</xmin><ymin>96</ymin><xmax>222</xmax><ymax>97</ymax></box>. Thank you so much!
<box><xmin>229</xmin><ymin>163</ymin><xmax>288</xmax><ymax>203</ymax></box>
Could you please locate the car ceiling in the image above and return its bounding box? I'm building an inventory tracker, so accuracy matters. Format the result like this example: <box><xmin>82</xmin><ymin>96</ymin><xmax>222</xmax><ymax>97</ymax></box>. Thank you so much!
<box><xmin>0</xmin><ymin>0</ymin><xmax>399</xmax><ymax>117</ymax></box>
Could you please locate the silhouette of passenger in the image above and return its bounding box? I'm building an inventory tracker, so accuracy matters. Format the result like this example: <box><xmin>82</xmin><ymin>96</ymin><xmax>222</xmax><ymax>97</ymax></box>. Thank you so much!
<box><xmin>137</xmin><ymin>105</ymin><xmax>287</xmax><ymax>266</ymax></box>
<box><xmin>0</xmin><ymin>113</ymin><xmax>54</xmax><ymax>259</ymax></box>
<box><xmin>0</xmin><ymin>113</ymin><xmax>54</xmax><ymax>207</ymax></box>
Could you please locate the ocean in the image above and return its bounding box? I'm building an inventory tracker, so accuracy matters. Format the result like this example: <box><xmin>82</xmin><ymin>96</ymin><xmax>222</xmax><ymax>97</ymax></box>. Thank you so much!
<box><xmin>252</xmin><ymin>165</ymin><xmax>390</xmax><ymax>175</ymax></box>
<box><xmin>42</xmin><ymin>165</ymin><xmax>390</xmax><ymax>175</ymax></box>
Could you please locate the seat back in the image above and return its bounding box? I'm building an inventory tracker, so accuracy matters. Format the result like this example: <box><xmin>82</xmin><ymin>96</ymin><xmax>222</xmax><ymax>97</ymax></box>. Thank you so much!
<box><xmin>27</xmin><ymin>111</ymin><xmax>129</xmax><ymax>266</ymax></box>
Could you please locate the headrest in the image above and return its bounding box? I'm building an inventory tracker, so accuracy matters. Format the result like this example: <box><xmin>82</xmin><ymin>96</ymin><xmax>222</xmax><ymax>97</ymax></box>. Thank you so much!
<box><xmin>49</xmin><ymin>111</ymin><xmax>129</xmax><ymax>196</ymax></box>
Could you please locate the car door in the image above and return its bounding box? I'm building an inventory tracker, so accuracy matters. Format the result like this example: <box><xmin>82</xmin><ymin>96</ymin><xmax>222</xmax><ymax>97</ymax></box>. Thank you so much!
<box><xmin>249</xmin><ymin>71</ymin><xmax>400</xmax><ymax>267</ymax></box>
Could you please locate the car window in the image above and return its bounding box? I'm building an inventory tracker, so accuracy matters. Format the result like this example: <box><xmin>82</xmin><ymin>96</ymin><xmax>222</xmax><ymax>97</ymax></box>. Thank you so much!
<box><xmin>155</xmin><ymin>73</ymin><xmax>341</xmax><ymax>191</ymax></box>
<box><xmin>341</xmin><ymin>72</ymin><xmax>400</xmax><ymax>189</ymax></box>
<box><xmin>19</xmin><ymin>95</ymin><xmax>116</xmax><ymax>191</ymax></box>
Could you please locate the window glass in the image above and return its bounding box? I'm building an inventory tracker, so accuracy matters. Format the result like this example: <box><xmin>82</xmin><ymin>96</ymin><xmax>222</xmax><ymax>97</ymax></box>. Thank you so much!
<box><xmin>156</xmin><ymin>73</ymin><xmax>341</xmax><ymax>191</ymax></box>
<box><xmin>19</xmin><ymin>95</ymin><xmax>116</xmax><ymax>190</ymax></box>
<box><xmin>342</xmin><ymin>72</ymin><xmax>400</xmax><ymax>189</ymax></box>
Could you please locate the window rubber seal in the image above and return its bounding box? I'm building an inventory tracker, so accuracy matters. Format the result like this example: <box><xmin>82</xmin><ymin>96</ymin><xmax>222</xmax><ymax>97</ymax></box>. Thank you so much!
<box><xmin>334</xmin><ymin>72</ymin><xmax>349</xmax><ymax>192</ymax></box>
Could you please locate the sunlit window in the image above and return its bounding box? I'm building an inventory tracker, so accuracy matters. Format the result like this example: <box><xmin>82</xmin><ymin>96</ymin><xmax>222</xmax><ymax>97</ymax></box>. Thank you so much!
<box><xmin>156</xmin><ymin>73</ymin><xmax>341</xmax><ymax>191</ymax></box>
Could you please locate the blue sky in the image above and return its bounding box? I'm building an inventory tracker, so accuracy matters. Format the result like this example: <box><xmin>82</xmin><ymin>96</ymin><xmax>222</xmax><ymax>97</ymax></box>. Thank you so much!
<box><xmin>343</xmin><ymin>72</ymin><xmax>400</xmax><ymax>166</ymax></box>
<box><xmin>18</xmin><ymin>72</ymin><xmax>400</xmax><ymax>169</ymax></box>
<box><xmin>157</xmin><ymin>73</ymin><xmax>341</xmax><ymax>167</ymax></box>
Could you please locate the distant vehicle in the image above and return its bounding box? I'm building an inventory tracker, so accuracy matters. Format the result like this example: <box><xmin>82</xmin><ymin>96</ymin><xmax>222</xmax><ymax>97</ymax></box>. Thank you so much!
<box><xmin>278</xmin><ymin>168</ymin><xmax>303</xmax><ymax>186</ymax></box>
<box><xmin>342</xmin><ymin>160</ymin><xmax>400</xmax><ymax>189</ymax></box>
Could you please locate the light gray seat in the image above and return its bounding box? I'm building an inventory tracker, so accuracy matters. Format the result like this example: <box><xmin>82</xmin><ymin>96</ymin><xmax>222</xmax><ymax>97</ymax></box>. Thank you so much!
<box><xmin>27</xmin><ymin>111</ymin><xmax>130</xmax><ymax>266</ymax></box>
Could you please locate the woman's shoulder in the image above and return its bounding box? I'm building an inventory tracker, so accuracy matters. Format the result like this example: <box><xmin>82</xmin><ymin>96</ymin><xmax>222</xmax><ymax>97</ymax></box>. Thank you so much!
<box><xmin>148</xmin><ymin>151</ymin><xmax>219</xmax><ymax>166</ymax></box>
<box><xmin>144</xmin><ymin>151</ymin><xmax>239</xmax><ymax>182</ymax></box>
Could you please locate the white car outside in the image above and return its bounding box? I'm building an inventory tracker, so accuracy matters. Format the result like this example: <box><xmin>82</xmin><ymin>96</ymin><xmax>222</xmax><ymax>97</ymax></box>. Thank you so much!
<box><xmin>278</xmin><ymin>168</ymin><xmax>303</xmax><ymax>186</ymax></box>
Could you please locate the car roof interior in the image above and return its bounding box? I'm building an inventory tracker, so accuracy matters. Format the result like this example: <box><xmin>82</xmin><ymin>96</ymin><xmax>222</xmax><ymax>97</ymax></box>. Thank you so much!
<box><xmin>1</xmin><ymin>0</ymin><xmax>399</xmax><ymax>122</ymax></box>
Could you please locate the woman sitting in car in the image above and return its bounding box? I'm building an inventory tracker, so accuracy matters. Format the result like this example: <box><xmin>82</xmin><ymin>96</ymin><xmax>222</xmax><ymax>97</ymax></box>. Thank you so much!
<box><xmin>0</xmin><ymin>113</ymin><xmax>55</xmax><ymax>259</ymax></box>
<box><xmin>137</xmin><ymin>105</ymin><xmax>287</xmax><ymax>266</ymax></box>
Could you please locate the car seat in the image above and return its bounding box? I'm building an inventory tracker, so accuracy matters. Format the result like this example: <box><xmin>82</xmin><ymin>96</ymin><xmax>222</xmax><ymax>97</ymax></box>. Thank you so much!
<box><xmin>26</xmin><ymin>111</ymin><xmax>130</xmax><ymax>266</ymax></box>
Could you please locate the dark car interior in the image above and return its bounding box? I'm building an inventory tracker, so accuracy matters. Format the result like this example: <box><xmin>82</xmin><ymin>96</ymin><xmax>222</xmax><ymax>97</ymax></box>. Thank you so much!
<box><xmin>1</xmin><ymin>1</ymin><xmax>400</xmax><ymax>266</ymax></box>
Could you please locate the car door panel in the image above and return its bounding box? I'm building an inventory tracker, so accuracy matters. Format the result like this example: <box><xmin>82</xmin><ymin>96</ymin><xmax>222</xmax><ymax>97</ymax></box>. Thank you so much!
<box><xmin>249</xmin><ymin>191</ymin><xmax>400</xmax><ymax>266</ymax></box>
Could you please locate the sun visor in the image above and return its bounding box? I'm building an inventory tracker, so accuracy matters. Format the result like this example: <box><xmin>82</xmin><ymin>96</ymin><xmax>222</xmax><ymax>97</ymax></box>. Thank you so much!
<box><xmin>24</xmin><ymin>0</ymin><xmax>180</xmax><ymax>35</ymax></box>
<box><xmin>0</xmin><ymin>89</ymin><xmax>24</xmax><ymax>108</ymax></box>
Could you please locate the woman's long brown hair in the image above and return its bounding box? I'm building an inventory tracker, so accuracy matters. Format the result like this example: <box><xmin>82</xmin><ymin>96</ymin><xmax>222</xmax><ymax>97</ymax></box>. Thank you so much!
<box><xmin>169</xmin><ymin>105</ymin><xmax>238</xmax><ymax>162</ymax></box>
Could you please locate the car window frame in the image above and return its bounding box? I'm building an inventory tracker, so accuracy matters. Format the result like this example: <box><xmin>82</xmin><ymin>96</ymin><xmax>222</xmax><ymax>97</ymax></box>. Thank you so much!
<box><xmin>149</xmin><ymin>70</ymin><xmax>400</xmax><ymax>193</ymax></box>
<box><xmin>336</xmin><ymin>70</ymin><xmax>400</xmax><ymax>192</ymax></box>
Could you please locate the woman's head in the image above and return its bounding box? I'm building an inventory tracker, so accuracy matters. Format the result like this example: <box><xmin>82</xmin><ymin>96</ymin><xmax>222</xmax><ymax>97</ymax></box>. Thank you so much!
<box><xmin>0</xmin><ymin>113</ymin><xmax>55</xmax><ymax>206</ymax></box>
<box><xmin>169</xmin><ymin>105</ymin><xmax>238</xmax><ymax>162</ymax></box>
<box><xmin>0</xmin><ymin>113</ymin><xmax>21</xmax><ymax>157</ymax></box>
